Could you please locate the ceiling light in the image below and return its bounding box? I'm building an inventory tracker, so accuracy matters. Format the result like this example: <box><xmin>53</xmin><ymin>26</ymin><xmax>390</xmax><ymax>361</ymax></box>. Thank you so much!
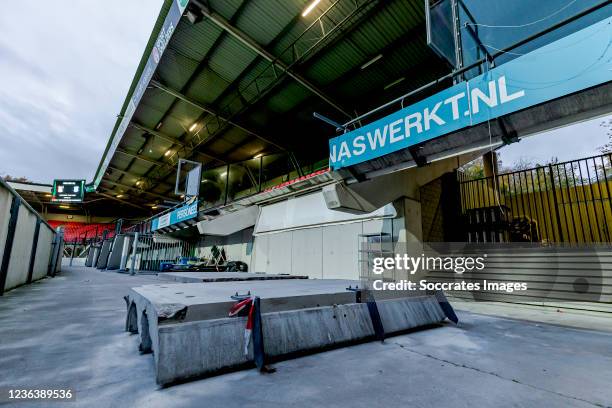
<box><xmin>164</xmin><ymin>150</ymin><xmax>172</xmax><ymax>157</ymax></box>
<box><xmin>383</xmin><ymin>77</ymin><xmax>405</xmax><ymax>90</ymax></box>
<box><xmin>59</xmin><ymin>205</ymin><xmax>70</xmax><ymax>209</ymax></box>
<box><xmin>116</xmin><ymin>194</ymin><xmax>124</xmax><ymax>198</ymax></box>
<box><xmin>220</xmin><ymin>171</ymin><xmax>227</xmax><ymax>178</ymax></box>
<box><xmin>302</xmin><ymin>0</ymin><xmax>321</xmax><ymax>16</ymax></box>
<box><xmin>360</xmin><ymin>54</ymin><xmax>383</xmax><ymax>70</ymax></box>
<box><xmin>180</xmin><ymin>194</ymin><xmax>185</xmax><ymax>198</ymax></box>
<box><xmin>151</xmin><ymin>206</ymin><xmax>158</xmax><ymax>210</ymax></box>
<box><xmin>253</xmin><ymin>153</ymin><xmax>263</xmax><ymax>159</ymax></box>
<box><xmin>189</xmin><ymin>122</ymin><xmax>198</xmax><ymax>132</ymax></box>
<box><xmin>136</xmin><ymin>180</ymin><xmax>142</xmax><ymax>186</ymax></box>
<box><xmin>45</xmin><ymin>194</ymin><xmax>52</xmax><ymax>198</ymax></box>
<box><xmin>155</xmin><ymin>121</ymin><xmax>163</xmax><ymax>130</ymax></box>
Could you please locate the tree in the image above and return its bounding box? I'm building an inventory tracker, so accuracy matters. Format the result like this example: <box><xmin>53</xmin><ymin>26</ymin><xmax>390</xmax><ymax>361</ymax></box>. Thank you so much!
<box><xmin>1</xmin><ymin>174</ymin><xmax>31</xmax><ymax>183</ymax></box>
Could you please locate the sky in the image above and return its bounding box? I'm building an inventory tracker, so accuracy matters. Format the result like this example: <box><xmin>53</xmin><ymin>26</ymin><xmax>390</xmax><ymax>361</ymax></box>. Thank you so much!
<box><xmin>0</xmin><ymin>1</ymin><xmax>609</xmax><ymax>183</ymax></box>
<box><xmin>0</xmin><ymin>0</ymin><xmax>163</xmax><ymax>183</ymax></box>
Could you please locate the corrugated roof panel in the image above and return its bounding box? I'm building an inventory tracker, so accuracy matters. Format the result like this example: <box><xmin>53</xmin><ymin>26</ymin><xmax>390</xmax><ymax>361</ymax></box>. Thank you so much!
<box><xmin>206</xmin><ymin>137</ymin><xmax>235</xmax><ymax>155</ymax></box>
<box><xmin>164</xmin><ymin>100</ymin><xmax>203</xmax><ymax>129</ymax></box>
<box><xmin>304</xmin><ymin>37</ymin><xmax>365</xmax><ymax>86</ymax></box>
<box><xmin>265</xmin><ymin>81</ymin><xmax>311</xmax><ymax>114</ymax></box>
<box><xmin>207</xmin><ymin>35</ymin><xmax>259</xmax><ymax>83</ymax></box>
<box><xmin>171</xmin><ymin>19</ymin><xmax>224</xmax><ymax>62</ymax></box>
<box><xmin>156</xmin><ymin>49</ymin><xmax>200</xmax><ymax>92</ymax></box>
<box><xmin>209</xmin><ymin>0</ymin><xmax>244</xmax><ymax>20</ymax></box>
<box><xmin>135</xmin><ymin>90</ymin><xmax>176</xmax><ymax>125</ymax></box>
<box><xmin>186</xmin><ymin>66</ymin><xmax>232</xmax><ymax>104</ymax></box>
<box><xmin>234</xmin><ymin>0</ymin><xmax>300</xmax><ymax>46</ymax></box>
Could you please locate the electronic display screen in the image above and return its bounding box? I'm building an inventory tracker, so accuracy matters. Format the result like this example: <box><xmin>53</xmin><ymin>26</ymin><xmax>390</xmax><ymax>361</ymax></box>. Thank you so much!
<box><xmin>52</xmin><ymin>179</ymin><xmax>85</xmax><ymax>202</ymax></box>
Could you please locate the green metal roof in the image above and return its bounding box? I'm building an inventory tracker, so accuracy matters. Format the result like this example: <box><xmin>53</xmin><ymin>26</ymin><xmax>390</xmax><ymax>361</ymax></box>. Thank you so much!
<box><xmin>95</xmin><ymin>0</ymin><xmax>450</xmax><ymax>212</ymax></box>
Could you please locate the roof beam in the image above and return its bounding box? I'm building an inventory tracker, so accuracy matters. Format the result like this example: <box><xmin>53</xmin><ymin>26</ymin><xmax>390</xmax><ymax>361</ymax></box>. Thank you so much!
<box><xmin>97</xmin><ymin>191</ymin><xmax>148</xmax><ymax>210</ymax></box>
<box><xmin>192</xmin><ymin>0</ymin><xmax>352</xmax><ymax>119</ymax></box>
<box><xmin>150</xmin><ymin>79</ymin><xmax>284</xmax><ymax>151</ymax></box>
<box><xmin>129</xmin><ymin>121</ymin><xmax>223</xmax><ymax>163</ymax></box>
<box><xmin>101</xmin><ymin>179</ymin><xmax>177</xmax><ymax>202</ymax></box>
<box><xmin>115</xmin><ymin>148</ymin><xmax>174</xmax><ymax>169</ymax></box>
<box><xmin>106</xmin><ymin>166</ymin><xmax>175</xmax><ymax>189</ymax></box>
<box><xmin>129</xmin><ymin>121</ymin><xmax>187</xmax><ymax>148</ymax></box>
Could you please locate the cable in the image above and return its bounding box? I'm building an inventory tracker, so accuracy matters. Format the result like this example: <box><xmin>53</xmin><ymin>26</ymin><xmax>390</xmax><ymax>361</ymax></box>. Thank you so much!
<box><xmin>481</xmin><ymin>58</ymin><xmax>506</xmax><ymax>219</ymax></box>
<box><xmin>465</xmin><ymin>0</ymin><xmax>579</xmax><ymax>29</ymax></box>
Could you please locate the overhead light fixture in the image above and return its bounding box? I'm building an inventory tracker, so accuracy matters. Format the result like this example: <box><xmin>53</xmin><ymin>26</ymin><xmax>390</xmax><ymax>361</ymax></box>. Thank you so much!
<box><xmin>383</xmin><ymin>77</ymin><xmax>405</xmax><ymax>90</ymax></box>
<box><xmin>189</xmin><ymin>122</ymin><xmax>198</xmax><ymax>132</ymax></box>
<box><xmin>186</xmin><ymin>9</ymin><xmax>203</xmax><ymax>24</ymax></box>
<box><xmin>45</xmin><ymin>193</ymin><xmax>52</xmax><ymax>198</ymax></box>
<box><xmin>155</xmin><ymin>121</ymin><xmax>163</xmax><ymax>130</ymax></box>
<box><xmin>220</xmin><ymin>171</ymin><xmax>227</xmax><ymax>178</ymax></box>
<box><xmin>136</xmin><ymin>180</ymin><xmax>142</xmax><ymax>186</ymax></box>
<box><xmin>180</xmin><ymin>194</ymin><xmax>185</xmax><ymax>199</ymax></box>
<box><xmin>302</xmin><ymin>0</ymin><xmax>321</xmax><ymax>16</ymax></box>
<box><xmin>151</xmin><ymin>206</ymin><xmax>158</xmax><ymax>210</ymax></box>
<box><xmin>116</xmin><ymin>194</ymin><xmax>124</xmax><ymax>198</ymax></box>
<box><xmin>360</xmin><ymin>54</ymin><xmax>383</xmax><ymax>70</ymax></box>
<box><xmin>59</xmin><ymin>205</ymin><xmax>70</xmax><ymax>209</ymax></box>
<box><xmin>253</xmin><ymin>153</ymin><xmax>263</xmax><ymax>159</ymax></box>
<box><xmin>164</xmin><ymin>150</ymin><xmax>172</xmax><ymax>157</ymax></box>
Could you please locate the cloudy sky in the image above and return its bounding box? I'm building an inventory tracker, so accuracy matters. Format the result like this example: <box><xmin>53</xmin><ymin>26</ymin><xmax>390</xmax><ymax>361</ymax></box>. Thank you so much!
<box><xmin>0</xmin><ymin>0</ymin><xmax>162</xmax><ymax>183</ymax></box>
<box><xmin>0</xmin><ymin>1</ymin><xmax>609</xmax><ymax>183</ymax></box>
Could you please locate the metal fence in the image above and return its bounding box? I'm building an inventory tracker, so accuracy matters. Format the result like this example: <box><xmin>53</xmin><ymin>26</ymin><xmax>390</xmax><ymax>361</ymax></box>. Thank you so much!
<box><xmin>459</xmin><ymin>153</ymin><xmax>612</xmax><ymax>244</ymax></box>
<box><xmin>130</xmin><ymin>234</ymin><xmax>196</xmax><ymax>272</ymax></box>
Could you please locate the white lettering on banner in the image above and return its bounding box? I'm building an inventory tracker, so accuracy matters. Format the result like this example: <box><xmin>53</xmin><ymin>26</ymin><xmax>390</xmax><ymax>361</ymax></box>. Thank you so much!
<box><xmin>471</xmin><ymin>80</ymin><xmax>497</xmax><ymax>114</ymax></box>
<box><xmin>499</xmin><ymin>76</ymin><xmax>525</xmax><ymax>103</ymax></box>
<box><xmin>176</xmin><ymin>203</ymin><xmax>197</xmax><ymax>221</ymax></box>
<box><xmin>367</xmin><ymin>125</ymin><xmax>388</xmax><ymax>150</ymax></box>
<box><xmin>423</xmin><ymin>101</ymin><xmax>445</xmax><ymax>130</ymax></box>
<box><xmin>329</xmin><ymin>76</ymin><xmax>526</xmax><ymax>164</ymax></box>
<box><xmin>443</xmin><ymin>92</ymin><xmax>465</xmax><ymax>120</ymax></box>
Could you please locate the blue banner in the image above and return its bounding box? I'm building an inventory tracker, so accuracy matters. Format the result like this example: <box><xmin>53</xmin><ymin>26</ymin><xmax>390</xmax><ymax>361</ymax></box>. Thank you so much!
<box><xmin>329</xmin><ymin>17</ymin><xmax>611</xmax><ymax>170</ymax></box>
<box><xmin>151</xmin><ymin>201</ymin><xmax>198</xmax><ymax>231</ymax></box>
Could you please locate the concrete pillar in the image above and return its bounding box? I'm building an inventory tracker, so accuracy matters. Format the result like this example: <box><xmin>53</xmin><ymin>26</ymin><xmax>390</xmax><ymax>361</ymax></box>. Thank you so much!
<box><xmin>392</xmin><ymin>197</ymin><xmax>423</xmax><ymax>244</ymax></box>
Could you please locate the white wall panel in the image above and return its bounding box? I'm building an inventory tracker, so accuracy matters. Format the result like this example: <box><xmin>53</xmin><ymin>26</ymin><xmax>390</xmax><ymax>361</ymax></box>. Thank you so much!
<box><xmin>5</xmin><ymin>206</ymin><xmax>37</xmax><ymax>290</ymax></box>
<box><xmin>32</xmin><ymin>225</ymin><xmax>54</xmax><ymax>281</ymax></box>
<box><xmin>322</xmin><ymin>222</ymin><xmax>363</xmax><ymax>280</ymax></box>
<box><xmin>252</xmin><ymin>234</ymin><xmax>269</xmax><ymax>273</ymax></box>
<box><xmin>32</xmin><ymin>224</ymin><xmax>53</xmax><ymax>281</ymax></box>
<box><xmin>291</xmin><ymin>228</ymin><xmax>323</xmax><ymax>278</ymax></box>
<box><xmin>266</xmin><ymin>232</ymin><xmax>292</xmax><ymax>274</ymax></box>
<box><xmin>0</xmin><ymin>188</ymin><xmax>12</xmax><ymax>265</ymax></box>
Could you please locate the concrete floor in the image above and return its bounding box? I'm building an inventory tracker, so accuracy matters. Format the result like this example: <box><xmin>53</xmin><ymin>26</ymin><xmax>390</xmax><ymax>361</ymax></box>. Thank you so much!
<box><xmin>0</xmin><ymin>266</ymin><xmax>611</xmax><ymax>408</ymax></box>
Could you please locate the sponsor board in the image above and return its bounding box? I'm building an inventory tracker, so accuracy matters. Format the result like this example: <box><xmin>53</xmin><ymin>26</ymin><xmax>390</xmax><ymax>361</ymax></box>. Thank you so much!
<box><xmin>151</xmin><ymin>201</ymin><xmax>198</xmax><ymax>231</ymax></box>
<box><xmin>329</xmin><ymin>17</ymin><xmax>612</xmax><ymax>170</ymax></box>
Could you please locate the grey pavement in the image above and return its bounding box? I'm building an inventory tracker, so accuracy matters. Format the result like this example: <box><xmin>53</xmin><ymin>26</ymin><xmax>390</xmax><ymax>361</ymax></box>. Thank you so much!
<box><xmin>0</xmin><ymin>266</ymin><xmax>610</xmax><ymax>408</ymax></box>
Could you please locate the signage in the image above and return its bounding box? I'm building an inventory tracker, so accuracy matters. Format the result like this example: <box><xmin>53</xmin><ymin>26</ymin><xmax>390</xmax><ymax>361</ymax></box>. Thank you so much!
<box><xmin>151</xmin><ymin>200</ymin><xmax>198</xmax><ymax>231</ymax></box>
<box><xmin>94</xmin><ymin>0</ymin><xmax>190</xmax><ymax>189</ymax></box>
<box><xmin>329</xmin><ymin>17</ymin><xmax>612</xmax><ymax>170</ymax></box>
<box><xmin>52</xmin><ymin>180</ymin><xmax>85</xmax><ymax>202</ymax></box>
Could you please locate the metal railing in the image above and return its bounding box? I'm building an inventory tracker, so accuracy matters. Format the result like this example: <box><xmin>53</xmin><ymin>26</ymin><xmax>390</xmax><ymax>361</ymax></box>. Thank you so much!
<box><xmin>130</xmin><ymin>234</ymin><xmax>197</xmax><ymax>272</ymax></box>
<box><xmin>459</xmin><ymin>153</ymin><xmax>612</xmax><ymax>244</ymax></box>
